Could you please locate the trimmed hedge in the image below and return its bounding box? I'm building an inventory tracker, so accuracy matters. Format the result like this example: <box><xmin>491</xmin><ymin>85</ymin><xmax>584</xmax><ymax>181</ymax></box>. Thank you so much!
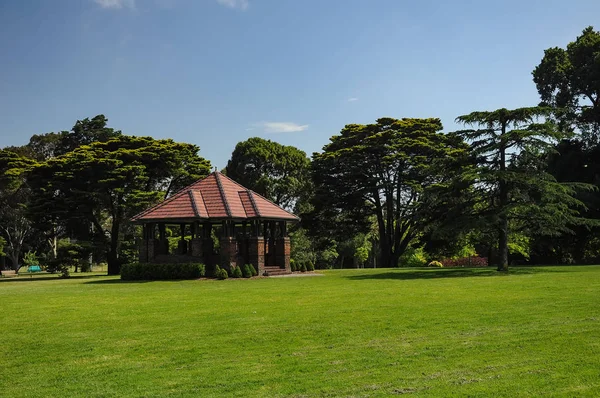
<box><xmin>232</xmin><ymin>266</ymin><xmax>243</xmax><ymax>278</ymax></box>
<box><xmin>242</xmin><ymin>264</ymin><xmax>252</xmax><ymax>278</ymax></box>
<box><xmin>218</xmin><ymin>268</ymin><xmax>229</xmax><ymax>280</ymax></box>
<box><xmin>249</xmin><ymin>264</ymin><xmax>258</xmax><ymax>276</ymax></box>
<box><xmin>121</xmin><ymin>262</ymin><xmax>205</xmax><ymax>281</ymax></box>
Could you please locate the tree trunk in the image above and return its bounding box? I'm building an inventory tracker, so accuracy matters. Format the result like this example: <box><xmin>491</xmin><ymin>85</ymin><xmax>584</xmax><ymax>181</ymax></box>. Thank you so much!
<box><xmin>498</xmin><ymin>125</ymin><xmax>509</xmax><ymax>272</ymax></box>
<box><xmin>9</xmin><ymin>252</ymin><xmax>19</xmax><ymax>272</ymax></box>
<box><xmin>107</xmin><ymin>219</ymin><xmax>121</xmax><ymax>276</ymax></box>
<box><xmin>48</xmin><ymin>235</ymin><xmax>58</xmax><ymax>259</ymax></box>
<box><xmin>498</xmin><ymin>216</ymin><xmax>509</xmax><ymax>271</ymax></box>
<box><xmin>107</xmin><ymin>250</ymin><xmax>119</xmax><ymax>275</ymax></box>
<box><xmin>391</xmin><ymin>251</ymin><xmax>400</xmax><ymax>268</ymax></box>
<box><xmin>48</xmin><ymin>226</ymin><xmax>58</xmax><ymax>259</ymax></box>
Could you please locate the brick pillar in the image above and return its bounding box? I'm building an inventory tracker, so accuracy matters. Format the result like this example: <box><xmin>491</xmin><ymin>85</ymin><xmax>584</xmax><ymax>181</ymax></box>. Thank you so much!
<box><xmin>276</xmin><ymin>237</ymin><xmax>291</xmax><ymax>272</ymax></box>
<box><xmin>220</xmin><ymin>236</ymin><xmax>237</xmax><ymax>273</ymax></box>
<box><xmin>247</xmin><ymin>236</ymin><xmax>265</xmax><ymax>275</ymax></box>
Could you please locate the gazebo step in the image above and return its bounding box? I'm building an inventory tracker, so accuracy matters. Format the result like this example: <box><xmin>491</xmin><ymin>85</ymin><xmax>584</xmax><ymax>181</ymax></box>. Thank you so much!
<box><xmin>262</xmin><ymin>266</ymin><xmax>291</xmax><ymax>276</ymax></box>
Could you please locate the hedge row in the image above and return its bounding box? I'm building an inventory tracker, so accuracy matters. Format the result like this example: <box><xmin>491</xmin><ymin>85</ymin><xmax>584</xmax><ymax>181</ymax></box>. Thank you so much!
<box><xmin>121</xmin><ymin>262</ymin><xmax>205</xmax><ymax>280</ymax></box>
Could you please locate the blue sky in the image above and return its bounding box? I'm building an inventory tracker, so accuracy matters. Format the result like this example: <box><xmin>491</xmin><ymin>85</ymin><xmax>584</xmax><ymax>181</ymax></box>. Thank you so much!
<box><xmin>1</xmin><ymin>0</ymin><xmax>598</xmax><ymax>168</ymax></box>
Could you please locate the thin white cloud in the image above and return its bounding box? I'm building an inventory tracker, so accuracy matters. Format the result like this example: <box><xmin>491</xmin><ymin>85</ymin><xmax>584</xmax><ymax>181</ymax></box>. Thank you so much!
<box><xmin>217</xmin><ymin>0</ymin><xmax>249</xmax><ymax>10</ymax></box>
<box><xmin>347</xmin><ymin>97</ymin><xmax>359</xmax><ymax>102</ymax></box>
<box><xmin>94</xmin><ymin>0</ymin><xmax>135</xmax><ymax>9</ymax></box>
<box><xmin>256</xmin><ymin>122</ymin><xmax>309</xmax><ymax>134</ymax></box>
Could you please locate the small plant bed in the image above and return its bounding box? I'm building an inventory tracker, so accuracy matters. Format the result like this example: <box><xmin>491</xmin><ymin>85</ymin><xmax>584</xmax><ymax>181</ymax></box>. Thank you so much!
<box><xmin>441</xmin><ymin>256</ymin><xmax>488</xmax><ymax>267</ymax></box>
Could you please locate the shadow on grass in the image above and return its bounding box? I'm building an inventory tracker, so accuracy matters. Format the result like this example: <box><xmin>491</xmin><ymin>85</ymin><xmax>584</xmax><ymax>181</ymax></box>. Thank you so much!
<box><xmin>0</xmin><ymin>273</ymin><xmax>111</xmax><ymax>283</ymax></box>
<box><xmin>344</xmin><ymin>266</ymin><xmax>569</xmax><ymax>281</ymax></box>
<box><xmin>84</xmin><ymin>279</ymin><xmax>152</xmax><ymax>285</ymax></box>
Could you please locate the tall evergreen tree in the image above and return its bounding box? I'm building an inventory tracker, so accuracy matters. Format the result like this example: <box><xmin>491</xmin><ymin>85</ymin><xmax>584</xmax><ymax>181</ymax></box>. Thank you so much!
<box><xmin>456</xmin><ymin>107</ymin><xmax>591</xmax><ymax>271</ymax></box>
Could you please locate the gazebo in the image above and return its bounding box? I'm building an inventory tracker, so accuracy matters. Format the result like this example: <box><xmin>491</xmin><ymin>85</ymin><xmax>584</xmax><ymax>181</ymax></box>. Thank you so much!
<box><xmin>131</xmin><ymin>171</ymin><xmax>299</xmax><ymax>276</ymax></box>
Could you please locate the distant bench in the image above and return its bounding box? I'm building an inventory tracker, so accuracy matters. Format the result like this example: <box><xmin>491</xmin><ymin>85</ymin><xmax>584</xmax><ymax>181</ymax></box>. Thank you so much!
<box><xmin>27</xmin><ymin>265</ymin><xmax>43</xmax><ymax>277</ymax></box>
<box><xmin>0</xmin><ymin>270</ymin><xmax>17</xmax><ymax>278</ymax></box>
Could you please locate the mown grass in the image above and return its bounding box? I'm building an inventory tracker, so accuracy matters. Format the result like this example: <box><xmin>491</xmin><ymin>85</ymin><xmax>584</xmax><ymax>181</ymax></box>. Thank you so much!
<box><xmin>1</xmin><ymin>266</ymin><xmax>599</xmax><ymax>397</ymax></box>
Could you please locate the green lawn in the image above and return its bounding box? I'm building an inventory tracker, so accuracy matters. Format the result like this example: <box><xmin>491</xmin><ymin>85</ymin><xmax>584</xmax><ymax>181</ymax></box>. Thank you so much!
<box><xmin>1</xmin><ymin>266</ymin><xmax>599</xmax><ymax>397</ymax></box>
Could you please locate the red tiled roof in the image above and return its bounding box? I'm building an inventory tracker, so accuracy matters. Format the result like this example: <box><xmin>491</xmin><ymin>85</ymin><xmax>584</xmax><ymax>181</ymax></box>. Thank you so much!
<box><xmin>131</xmin><ymin>172</ymin><xmax>299</xmax><ymax>222</ymax></box>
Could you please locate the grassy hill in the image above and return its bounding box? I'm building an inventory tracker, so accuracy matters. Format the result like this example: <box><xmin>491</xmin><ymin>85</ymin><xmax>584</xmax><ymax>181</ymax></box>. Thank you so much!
<box><xmin>1</xmin><ymin>266</ymin><xmax>599</xmax><ymax>397</ymax></box>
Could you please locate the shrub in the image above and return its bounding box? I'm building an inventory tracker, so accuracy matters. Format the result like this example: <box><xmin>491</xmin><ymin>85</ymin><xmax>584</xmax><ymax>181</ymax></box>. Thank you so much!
<box><xmin>59</xmin><ymin>267</ymin><xmax>71</xmax><ymax>279</ymax></box>
<box><xmin>399</xmin><ymin>247</ymin><xmax>428</xmax><ymax>267</ymax></box>
<box><xmin>218</xmin><ymin>268</ymin><xmax>229</xmax><ymax>280</ymax></box>
<box><xmin>232</xmin><ymin>266</ymin><xmax>243</xmax><ymax>278</ymax></box>
<box><xmin>55</xmin><ymin>239</ymin><xmax>93</xmax><ymax>273</ymax></box>
<box><xmin>46</xmin><ymin>258</ymin><xmax>69</xmax><ymax>276</ymax></box>
<box><xmin>306</xmin><ymin>261</ymin><xmax>315</xmax><ymax>271</ymax></box>
<box><xmin>428</xmin><ymin>261</ymin><xmax>443</xmax><ymax>268</ymax></box>
<box><xmin>441</xmin><ymin>256</ymin><xmax>488</xmax><ymax>268</ymax></box>
<box><xmin>23</xmin><ymin>251</ymin><xmax>39</xmax><ymax>269</ymax></box>
<box><xmin>290</xmin><ymin>259</ymin><xmax>297</xmax><ymax>272</ymax></box>
<box><xmin>242</xmin><ymin>264</ymin><xmax>252</xmax><ymax>278</ymax></box>
<box><xmin>80</xmin><ymin>261</ymin><xmax>92</xmax><ymax>272</ymax></box>
<box><xmin>120</xmin><ymin>263</ymin><xmax>205</xmax><ymax>281</ymax></box>
<box><xmin>249</xmin><ymin>264</ymin><xmax>258</xmax><ymax>276</ymax></box>
<box><xmin>300</xmin><ymin>263</ymin><xmax>307</xmax><ymax>272</ymax></box>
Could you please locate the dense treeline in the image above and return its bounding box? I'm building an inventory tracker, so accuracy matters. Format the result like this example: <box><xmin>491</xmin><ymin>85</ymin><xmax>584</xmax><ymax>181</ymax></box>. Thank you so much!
<box><xmin>1</xmin><ymin>27</ymin><xmax>599</xmax><ymax>273</ymax></box>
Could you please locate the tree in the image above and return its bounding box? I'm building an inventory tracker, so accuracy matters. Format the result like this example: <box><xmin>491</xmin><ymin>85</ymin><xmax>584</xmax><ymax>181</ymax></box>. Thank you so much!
<box><xmin>455</xmin><ymin>107</ymin><xmax>590</xmax><ymax>271</ymax></box>
<box><xmin>533</xmin><ymin>26</ymin><xmax>600</xmax><ymax>140</ymax></box>
<box><xmin>529</xmin><ymin>139</ymin><xmax>600</xmax><ymax>264</ymax></box>
<box><xmin>0</xmin><ymin>150</ymin><xmax>37</xmax><ymax>271</ymax></box>
<box><xmin>26</xmin><ymin>115</ymin><xmax>122</xmax><ymax>161</ymax></box>
<box><xmin>312</xmin><ymin>118</ymin><xmax>469</xmax><ymax>268</ymax></box>
<box><xmin>225</xmin><ymin>137</ymin><xmax>311</xmax><ymax>210</ymax></box>
<box><xmin>28</xmin><ymin>135</ymin><xmax>211</xmax><ymax>275</ymax></box>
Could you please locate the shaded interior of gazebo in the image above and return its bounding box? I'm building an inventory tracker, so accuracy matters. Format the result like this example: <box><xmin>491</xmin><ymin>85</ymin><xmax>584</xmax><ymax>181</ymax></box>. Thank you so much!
<box><xmin>131</xmin><ymin>172</ymin><xmax>298</xmax><ymax>276</ymax></box>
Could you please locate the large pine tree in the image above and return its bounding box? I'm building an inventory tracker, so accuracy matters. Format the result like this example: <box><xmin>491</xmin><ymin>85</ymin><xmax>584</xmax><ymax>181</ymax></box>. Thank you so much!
<box><xmin>456</xmin><ymin>107</ymin><xmax>591</xmax><ymax>271</ymax></box>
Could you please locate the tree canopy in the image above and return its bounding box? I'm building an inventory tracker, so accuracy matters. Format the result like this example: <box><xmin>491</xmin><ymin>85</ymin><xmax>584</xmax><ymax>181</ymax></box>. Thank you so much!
<box><xmin>312</xmin><ymin>118</ymin><xmax>470</xmax><ymax>268</ymax></box>
<box><xmin>0</xmin><ymin>150</ymin><xmax>37</xmax><ymax>270</ymax></box>
<box><xmin>28</xmin><ymin>135</ymin><xmax>211</xmax><ymax>275</ymax></box>
<box><xmin>225</xmin><ymin>137</ymin><xmax>311</xmax><ymax>211</ymax></box>
<box><xmin>533</xmin><ymin>26</ymin><xmax>600</xmax><ymax>140</ymax></box>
